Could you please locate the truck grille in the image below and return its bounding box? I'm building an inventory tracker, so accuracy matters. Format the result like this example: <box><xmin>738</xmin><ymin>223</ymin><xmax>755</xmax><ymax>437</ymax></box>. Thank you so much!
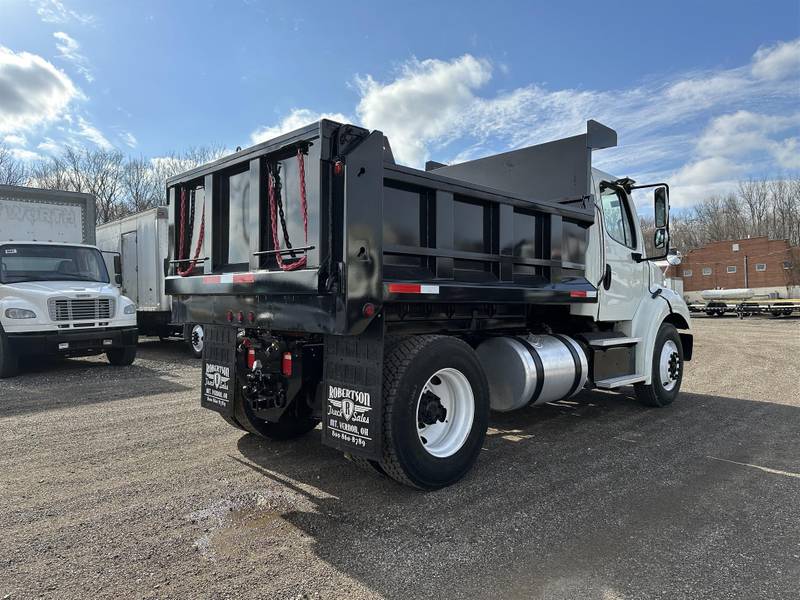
<box><xmin>48</xmin><ymin>298</ymin><xmax>115</xmax><ymax>321</ymax></box>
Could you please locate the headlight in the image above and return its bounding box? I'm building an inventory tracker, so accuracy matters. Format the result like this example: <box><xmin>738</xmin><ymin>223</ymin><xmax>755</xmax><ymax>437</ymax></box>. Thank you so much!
<box><xmin>5</xmin><ymin>308</ymin><xmax>37</xmax><ymax>319</ymax></box>
<box><xmin>123</xmin><ymin>304</ymin><xmax>136</xmax><ymax>315</ymax></box>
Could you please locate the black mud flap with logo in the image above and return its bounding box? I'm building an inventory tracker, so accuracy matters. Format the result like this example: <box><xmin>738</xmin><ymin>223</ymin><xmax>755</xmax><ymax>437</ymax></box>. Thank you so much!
<box><xmin>321</xmin><ymin>316</ymin><xmax>384</xmax><ymax>460</ymax></box>
<box><xmin>200</xmin><ymin>324</ymin><xmax>237</xmax><ymax>417</ymax></box>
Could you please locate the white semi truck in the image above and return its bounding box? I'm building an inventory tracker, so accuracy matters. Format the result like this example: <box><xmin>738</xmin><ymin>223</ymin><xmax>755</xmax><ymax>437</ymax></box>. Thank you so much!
<box><xmin>0</xmin><ymin>185</ymin><xmax>138</xmax><ymax>377</ymax></box>
<box><xmin>96</xmin><ymin>206</ymin><xmax>206</xmax><ymax>357</ymax></box>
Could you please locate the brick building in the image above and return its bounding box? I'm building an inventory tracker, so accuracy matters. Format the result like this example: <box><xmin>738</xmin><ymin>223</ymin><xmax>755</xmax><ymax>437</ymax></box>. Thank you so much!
<box><xmin>666</xmin><ymin>236</ymin><xmax>800</xmax><ymax>301</ymax></box>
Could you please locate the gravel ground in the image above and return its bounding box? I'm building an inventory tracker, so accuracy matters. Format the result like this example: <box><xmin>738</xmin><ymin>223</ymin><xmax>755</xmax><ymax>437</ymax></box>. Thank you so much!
<box><xmin>1</xmin><ymin>316</ymin><xmax>799</xmax><ymax>599</ymax></box>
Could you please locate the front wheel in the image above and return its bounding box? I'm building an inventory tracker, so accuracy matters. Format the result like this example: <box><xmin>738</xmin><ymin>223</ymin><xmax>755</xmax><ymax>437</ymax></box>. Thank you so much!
<box><xmin>106</xmin><ymin>345</ymin><xmax>137</xmax><ymax>366</ymax></box>
<box><xmin>378</xmin><ymin>335</ymin><xmax>489</xmax><ymax>490</ymax></box>
<box><xmin>634</xmin><ymin>323</ymin><xmax>684</xmax><ymax>407</ymax></box>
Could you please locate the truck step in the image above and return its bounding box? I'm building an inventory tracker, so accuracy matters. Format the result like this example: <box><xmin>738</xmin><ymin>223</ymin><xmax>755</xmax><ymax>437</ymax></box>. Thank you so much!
<box><xmin>594</xmin><ymin>374</ymin><xmax>646</xmax><ymax>389</ymax></box>
<box><xmin>588</xmin><ymin>336</ymin><xmax>641</xmax><ymax>347</ymax></box>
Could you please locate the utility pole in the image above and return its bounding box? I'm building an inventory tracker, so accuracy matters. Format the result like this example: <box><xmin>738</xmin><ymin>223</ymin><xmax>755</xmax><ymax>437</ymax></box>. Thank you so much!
<box><xmin>744</xmin><ymin>254</ymin><xmax>749</xmax><ymax>288</ymax></box>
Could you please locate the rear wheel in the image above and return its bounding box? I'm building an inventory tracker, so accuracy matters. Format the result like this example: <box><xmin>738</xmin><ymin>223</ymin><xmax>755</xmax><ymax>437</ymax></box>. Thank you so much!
<box><xmin>0</xmin><ymin>330</ymin><xmax>19</xmax><ymax>378</ymax></box>
<box><xmin>189</xmin><ymin>324</ymin><xmax>204</xmax><ymax>359</ymax></box>
<box><xmin>106</xmin><ymin>345</ymin><xmax>137</xmax><ymax>366</ymax></box>
<box><xmin>634</xmin><ymin>323</ymin><xmax>683</xmax><ymax>407</ymax></box>
<box><xmin>232</xmin><ymin>390</ymin><xmax>319</xmax><ymax>441</ymax></box>
<box><xmin>345</xmin><ymin>453</ymin><xmax>387</xmax><ymax>477</ymax></box>
<box><xmin>378</xmin><ymin>335</ymin><xmax>489</xmax><ymax>490</ymax></box>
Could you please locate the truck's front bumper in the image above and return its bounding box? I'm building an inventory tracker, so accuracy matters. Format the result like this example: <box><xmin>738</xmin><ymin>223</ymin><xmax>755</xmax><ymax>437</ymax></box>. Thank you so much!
<box><xmin>6</xmin><ymin>326</ymin><xmax>139</xmax><ymax>357</ymax></box>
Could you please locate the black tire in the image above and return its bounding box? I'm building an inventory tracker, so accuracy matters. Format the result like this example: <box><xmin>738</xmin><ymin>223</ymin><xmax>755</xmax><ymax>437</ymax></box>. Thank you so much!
<box><xmin>378</xmin><ymin>335</ymin><xmax>490</xmax><ymax>490</ymax></box>
<box><xmin>221</xmin><ymin>414</ymin><xmax>248</xmax><ymax>432</ymax></box>
<box><xmin>106</xmin><ymin>345</ymin><xmax>137</xmax><ymax>366</ymax></box>
<box><xmin>232</xmin><ymin>389</ymin><xmax>320</xmax><ymax>441</ymax></box>
<box><xmin>0</xmin><ymin>329</ymin><xmax>19</xmax><ymax>378</ymax></box>
<box><xmin>345</xmin><ymin>453</ymin><xmax>387</xmax><ymax>477</ymax></box>
<box><xmin>634</xmin><ymin>323</ymin><xmax>683</xmax><ymax>407</ymax></box>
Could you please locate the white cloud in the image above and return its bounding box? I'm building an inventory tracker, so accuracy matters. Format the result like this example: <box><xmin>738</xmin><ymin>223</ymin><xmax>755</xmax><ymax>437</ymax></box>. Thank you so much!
<box><xmin>695</xmin><ymin>110</ymin><xmax>800</xmax><ymax>163</ymax></box>
<box><xmin>53</xmin><ymin>31</ymin><xmax>93</xmax><ymax>83</ymax></box>
<box><xmin>37</xmin><ymin>137</ymin><xmax>62</xmax><ymax>154</ymax></box>
<box><xmin>9</xmin><ymin>148</ymin><xmax>42</xmax><ymax>161</ymax></box>
<box><xmin>75</xmin><ymin>116</ymin><xmax>111</xmax><ymax>149</ymax></box>
<box><xmin>751</xmin><ymin>38</ymin><xmax>800</xmax><ymax>80</ymax></box>
<box><xmin>673</xmin><ymin>157</ymin><xmax>739</xmax><ymax>186</ymax></box>
<box><xmin>119</xmin><ymin>131</ymin><xmax>137</xmax><ymax>148</ymax></box>
<box><xmin>355</xmin><ymin>55</ymin><xmax>492</xmax><ymax>165</ymax></box>
<box><xmin>0</xmin><ymin>46</ymin><xmax>79</xmax><ymax>134</ymax></box>
<box><xmin>250</xmin><ymin>108</ymin><xmax>350</xmax><ymax>145</ymax></box>
<box><xmin>772</xmin><ymin>137</ymin><xmax>800</xmax><ymax>170</ymax></box>
<box><xmin>3</xmin><ymin>134</ymin><xmax>28</xmax><ymax>146</ymax></box>
<box><xmin>32</xmin><ymin>0</ymin><xmax>96</xmax><ymax>26</ymax></box>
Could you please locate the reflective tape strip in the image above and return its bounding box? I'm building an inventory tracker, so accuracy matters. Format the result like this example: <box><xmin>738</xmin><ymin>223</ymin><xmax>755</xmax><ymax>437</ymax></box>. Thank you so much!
<box><xmin>203</xmin><ymin>273</ymin><xmax>255</xmax><ymax>284</ymax></box>
<box><xmin>387</xmin><ymin>283</ymin><xmax>440</xmax><ymax>294</ymax></box>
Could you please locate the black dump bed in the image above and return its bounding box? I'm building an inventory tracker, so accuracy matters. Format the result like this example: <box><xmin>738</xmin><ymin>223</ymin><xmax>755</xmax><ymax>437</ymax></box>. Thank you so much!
<box><xmin>165</xmin><ymin>119</ymin><xmax>616</xmax><ymax>336</ymax></box>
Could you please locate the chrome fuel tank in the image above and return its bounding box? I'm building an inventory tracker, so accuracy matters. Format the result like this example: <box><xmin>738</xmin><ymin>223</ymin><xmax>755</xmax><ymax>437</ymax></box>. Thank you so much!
<box><xmin>476</xmin><ymin>334</ymin><xmax>588</xmax><ymax>412</ymax></box>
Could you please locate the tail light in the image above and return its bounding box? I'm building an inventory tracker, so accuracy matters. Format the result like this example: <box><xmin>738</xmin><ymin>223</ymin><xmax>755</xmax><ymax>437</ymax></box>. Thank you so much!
<box><xmin>247</xmin><ymin>347</ymin><xmax>256</xmax><ymax>369</ymax></box>
<box><xmin>282</xmin><ymin>352</ymin><xmax>293</xmax><ymax>377</ymax></box>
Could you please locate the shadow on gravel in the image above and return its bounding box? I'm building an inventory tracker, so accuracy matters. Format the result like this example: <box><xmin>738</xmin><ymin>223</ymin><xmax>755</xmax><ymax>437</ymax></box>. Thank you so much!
<box><xmin>0</xmin><ymin>340</ymin><xmax>194</xmax><ymax>417</ymax></box>
<box><xmin>232</xmin><ymin>389</ymin><xmax>800</xmax><ymax>599</ymax></box>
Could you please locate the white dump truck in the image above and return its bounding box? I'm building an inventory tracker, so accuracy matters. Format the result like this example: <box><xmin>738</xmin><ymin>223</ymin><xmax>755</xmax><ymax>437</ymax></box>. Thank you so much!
<box><xmin>0</xmin><ymin>185</ymin><xmax>138</xmax><ymax>377</ymax></box>
<box><xmin>165</xmin><ymin>120</ymin><xmax>694</xmax><ymax>489</ymax></box>
<box><xmin>97</xmin><ymin>206</ymin><xmax>205</xmax><ymax>356</ymax></box>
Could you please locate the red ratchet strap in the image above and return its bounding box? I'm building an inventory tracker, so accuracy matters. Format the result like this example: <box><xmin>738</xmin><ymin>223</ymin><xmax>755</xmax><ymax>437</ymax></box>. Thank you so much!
<box><xmin>177</xmin><ymin>186</ymin><xmax>206</xmax><ymax>276</ymax></box>
<box><xmin>267</xmin><ymin>149</ymin><xmax>308</xmax><ymax>271</ymax></box>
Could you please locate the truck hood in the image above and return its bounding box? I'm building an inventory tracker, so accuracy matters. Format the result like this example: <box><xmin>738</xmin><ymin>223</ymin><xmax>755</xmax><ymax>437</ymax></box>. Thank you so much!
<box><xmin>3</xmin><ymin>280</ymin><xmax>117</xmax><ymax>298</ymax></box>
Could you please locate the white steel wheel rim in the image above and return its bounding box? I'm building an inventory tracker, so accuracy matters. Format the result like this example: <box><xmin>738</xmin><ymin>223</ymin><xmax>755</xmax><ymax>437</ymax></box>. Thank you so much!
<box><xmin>415</xmin><ymin>368</ymin><xmax>475</xmax><ymax>458</ymax></box>
<box><xmin>659</xmin><ymin>339</ymin><xmax>680</xmax><ymax>391</ymax></box>
<box><xmin>191</xmin><ymin>324</ymin><xmax>204</xmax><ymax>353</ymax></box>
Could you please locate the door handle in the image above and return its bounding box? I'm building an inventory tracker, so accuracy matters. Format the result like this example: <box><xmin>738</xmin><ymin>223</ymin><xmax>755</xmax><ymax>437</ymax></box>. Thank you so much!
<box><xmin>603</xmin><ymin>264</ymin><xmax>612</xmax><ymax>290</ymax></box>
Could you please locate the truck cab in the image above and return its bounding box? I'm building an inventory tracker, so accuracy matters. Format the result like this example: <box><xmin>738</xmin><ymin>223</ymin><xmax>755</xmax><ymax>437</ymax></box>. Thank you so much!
<box><xmin>0</xmin><ymin>186</ymin><xmax>138</xmax><ymax>377</ymax></box>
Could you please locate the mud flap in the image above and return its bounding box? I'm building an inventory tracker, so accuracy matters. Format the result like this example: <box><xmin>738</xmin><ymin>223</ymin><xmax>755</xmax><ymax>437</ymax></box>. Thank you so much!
<box><xmin>321</xmin><ymin>315</ymin><xmax>384</xmax><ymax>460</ymax></box>
<box><xmin>200</xmin><ymin>324</ymin><xmax>237</xmax><ymax>417</ymax></box>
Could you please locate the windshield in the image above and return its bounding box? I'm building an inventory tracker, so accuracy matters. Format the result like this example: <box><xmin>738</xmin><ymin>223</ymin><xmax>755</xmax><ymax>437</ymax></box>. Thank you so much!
<box><xmin>0</xmin><ymin>244</ymin><xmax>110</xmax><ymax>284</ymax></box>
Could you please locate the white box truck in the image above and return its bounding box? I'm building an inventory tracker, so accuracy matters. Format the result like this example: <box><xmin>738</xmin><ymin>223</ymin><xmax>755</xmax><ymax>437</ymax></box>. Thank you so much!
<box><xmin>0</xmin><ymin>185</ymin><xmax>138</xmax><ymax>377</ymax></box>
<box><xmin>96</xmin><ymin>206</ymin><xmax>206</xmax><ymax>357</ymax></box>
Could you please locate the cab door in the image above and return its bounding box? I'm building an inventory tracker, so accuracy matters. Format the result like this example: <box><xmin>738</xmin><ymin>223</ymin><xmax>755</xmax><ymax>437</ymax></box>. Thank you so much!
<box><xmin>597</xmin><ymin>182</ymin><xmax>644</xmax><ymax>322</ymax></box>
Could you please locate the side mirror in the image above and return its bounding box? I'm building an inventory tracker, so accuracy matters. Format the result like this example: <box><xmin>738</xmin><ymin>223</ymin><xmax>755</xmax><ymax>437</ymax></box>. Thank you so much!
<box><xmin>654</xmin><ymin>227</ymin><xmax>667</xmax><ymax>250</ymax></box>
<box><xmin>667</xmin><ymin>253</ymin><xmax>682</xmax><ymax>266</ymax></box>
<box><xmin>113</xmin><ymin>255</ymin><xmax>122</xmax><ymax>286</ymax></box>
<box><xmin>654</xmin><ymin>187</ymin><xmax>668</xmax><ymax>228</ymax></box>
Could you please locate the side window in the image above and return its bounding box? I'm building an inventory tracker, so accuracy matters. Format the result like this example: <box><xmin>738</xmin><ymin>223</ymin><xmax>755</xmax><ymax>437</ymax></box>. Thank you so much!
<box><xmin>600</xmin><ymin>186</ymin><xmax>637</xmax><ymax>249</ymax></box>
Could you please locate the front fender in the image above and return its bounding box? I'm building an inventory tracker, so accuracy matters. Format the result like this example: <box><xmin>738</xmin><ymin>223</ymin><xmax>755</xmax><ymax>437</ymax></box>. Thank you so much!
<box><xmin>631</xmin><ymin>289</ymin><xmax>693</xmax><ymax>385</ymax></box>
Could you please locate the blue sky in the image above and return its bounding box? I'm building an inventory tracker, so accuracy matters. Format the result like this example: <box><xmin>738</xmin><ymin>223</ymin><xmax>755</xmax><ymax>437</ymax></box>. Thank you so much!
<box><xmin>1</xmin><ymin>0</ymin><xmax>798</xmax><ymax>206</ymax></box>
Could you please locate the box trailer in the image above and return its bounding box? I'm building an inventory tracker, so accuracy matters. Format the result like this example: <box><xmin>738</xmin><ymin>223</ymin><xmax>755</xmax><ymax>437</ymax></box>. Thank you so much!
<box><xmin>96</xmin><ymin>207</ymin><xmax>205</xmax><ymax>355</ymax></box>
<box><xmin>97</xmin><ymin>207</ymin><xmax>171</xmax><ymax>336</ymax></box>
<box><xmin>165</xmin><ymin>119</ymin><xmax>694</xmax><ymax>489</ymax></box>
<box><xmin>0</xmin><ymin>185</ymin><xmax>138</xmax><ymax>377</ymax></box>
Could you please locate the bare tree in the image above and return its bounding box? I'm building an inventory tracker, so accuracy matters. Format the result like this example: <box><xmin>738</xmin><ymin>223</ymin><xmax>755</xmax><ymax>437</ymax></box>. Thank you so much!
<box><xmin>122</xmin><ymin>157</ymin><xmax>161</xmax><ymax>213</ymax></box>
<box><xmin>83</xmin><ymin>148</ymin><xmax>125</xmax><ymax>223</ymax></box>
<box><xmin>0</xmin><ymin>144</ymin><xmax>28</xmax><ymax>186</ymax></box>
<box><xmin>642</xmin><ymin>176</ymin><xmax>800</xmax><ymax>255</ymax></box>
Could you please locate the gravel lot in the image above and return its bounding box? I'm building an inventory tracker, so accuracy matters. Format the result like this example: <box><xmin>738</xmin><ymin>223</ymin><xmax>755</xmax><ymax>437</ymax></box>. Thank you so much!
<box><xmin>1</xmin><ymin>316</ymin><xmax>799</xmax><ymax>599</ymax></box>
